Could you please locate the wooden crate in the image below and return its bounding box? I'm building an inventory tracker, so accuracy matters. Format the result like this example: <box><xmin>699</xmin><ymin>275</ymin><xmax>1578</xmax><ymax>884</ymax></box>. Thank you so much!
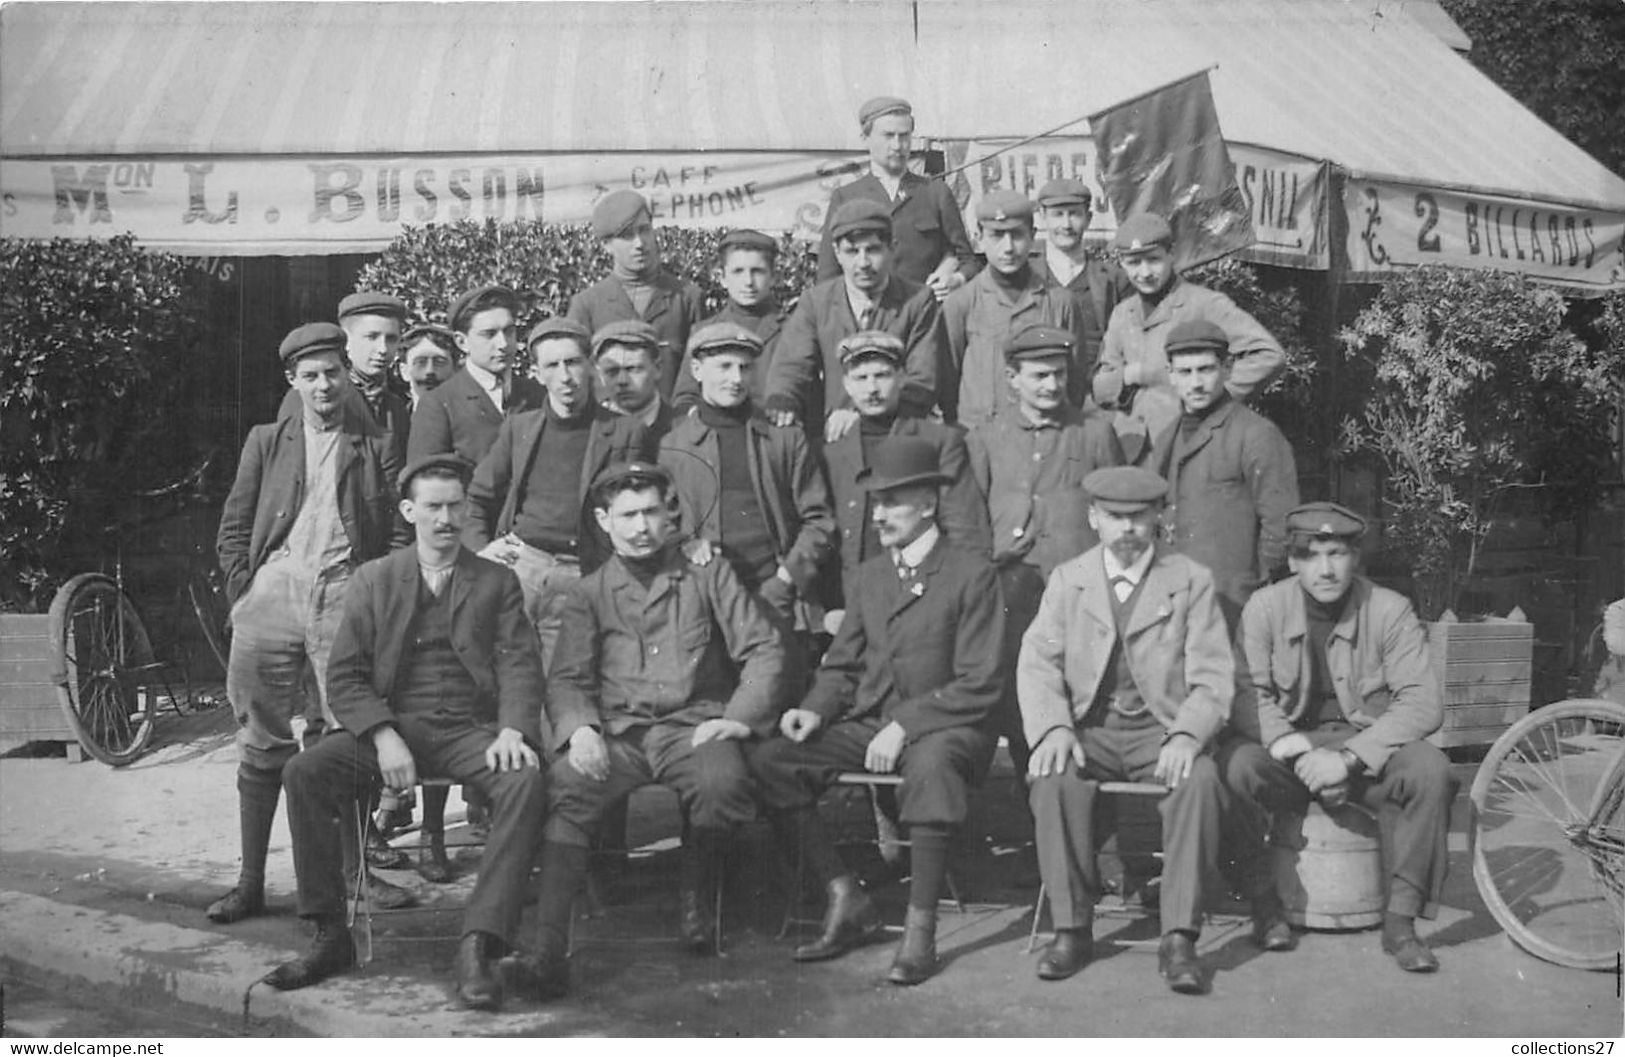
<box><xmin>0</xmin><ymin>613</ymin><xmax>80</xmax><ymax>758</ymax></box>
<box><xmin>1425</xmin><ymin>619</ymin><xmax>1533</xmax><ymax>749</ymax></box>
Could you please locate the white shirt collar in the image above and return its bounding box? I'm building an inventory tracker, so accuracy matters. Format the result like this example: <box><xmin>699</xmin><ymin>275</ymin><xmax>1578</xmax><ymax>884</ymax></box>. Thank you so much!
<box><xmin>1045</xmin><ymin>240</ymin><xmax>1086</xmax><ymax>286</ymax></box>
<box><xmin>1102</xmin><ymin>543</ymin><xmax>1155</xmax><ymax>587</ymax></box>
<box><xmin>895</xmin><ymin>524</ymin><xmax>941</xmax><ymax>571</ymax></box>
<box><xmin>463</xmin><ymin>360</ymin><xmax>504</xmax><ymax>404</ymax></box>
<box><xmin>871</xmin><ymin>166</ymin><xmax>904</xmax><ymax>202</ymax></box>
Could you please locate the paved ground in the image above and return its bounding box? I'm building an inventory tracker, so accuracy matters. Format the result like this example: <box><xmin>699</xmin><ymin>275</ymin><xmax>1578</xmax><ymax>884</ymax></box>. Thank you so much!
<box><xmin>1</xmin><ymin>708</ymin><xmax>1620</xmax><ymax>1038</ymax></box>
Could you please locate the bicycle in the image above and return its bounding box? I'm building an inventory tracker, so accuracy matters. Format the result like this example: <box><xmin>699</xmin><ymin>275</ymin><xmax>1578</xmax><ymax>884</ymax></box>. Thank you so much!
<box><xmin>46</xmin><ymin>455</ymin><xmax>233</xmax><ymax>766</ymax></box>
<box><xmin>1469</xmin><ymin>691</ymin><xmax>1625</xmax><ymax>970</ymax></box>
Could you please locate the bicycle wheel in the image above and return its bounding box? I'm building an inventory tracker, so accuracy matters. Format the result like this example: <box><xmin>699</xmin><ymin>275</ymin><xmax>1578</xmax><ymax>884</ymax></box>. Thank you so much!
<box><xmin>1470</xmin><ymin>698</ymin><xmax>1625</xmax><ymax>970</ymax></box>
<box><xmin>187</xmin><ymin>564</ymin><xmax>232</xmax><ymax>675</ymax></box>
<box><xmin>47</xmin><ymin>573</ymin><xmax>157</xmax><ymax>766</ymax></box>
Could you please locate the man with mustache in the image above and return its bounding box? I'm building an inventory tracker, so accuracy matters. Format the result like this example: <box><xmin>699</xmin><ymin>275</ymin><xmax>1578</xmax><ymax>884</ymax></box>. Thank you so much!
<box><xmin>1018</xmin><ymin>466</ymin><xmax>1233</xmax><ymax>994</ymax></box>
<box><xmin>398</xmin><ymin>322</ymin><xmax>459</xmax><ymax>408</ymax></box>
<box><xmin>525</xmin><ymin>461</ymin><xmax>784</xmax><ymax>987</ymax></box>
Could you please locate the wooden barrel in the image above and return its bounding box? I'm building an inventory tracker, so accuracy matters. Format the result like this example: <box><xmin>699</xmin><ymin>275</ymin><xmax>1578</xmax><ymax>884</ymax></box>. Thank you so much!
<box><xmin>1270</xmin><ymin>801</ymin><xmax>1385</xmax><ymax>930</ymax></box>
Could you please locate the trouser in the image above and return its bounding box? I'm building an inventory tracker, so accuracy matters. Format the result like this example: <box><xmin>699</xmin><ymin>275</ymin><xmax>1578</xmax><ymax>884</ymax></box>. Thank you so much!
<box><xmin>226</xmin><ymin>559</ymin><xmax>350</xmax><ymax>770</ymax></box>
<box><xmin>282</xmin><ymin>718</ymin><xmax>547</xmax><ymax>943</ymax></box>
<box><xmin>509</xmin><ymin>543</ymin><xmax>581</xmax><ymax>670</ymax></box>
<box><xmin>544</xmin><ymin>721</ymin><xmax>758</xmax><ymax>847</ymax></box>
<box><xmin>1216</xmin><ymin>735</ymin><xmax>1456</xmax><ymax>919</ymax></box>
<box><xmin>996</xmin><ymin>562</ymin><xmax>1048</xmax><ymax>779</ymax></box>
<box><xmin>749</xmin><ymin>717</ymin><xmax>994</xmax><ymax>827</ymax></box>
<box><xmin>1029</xmin><ymin>719</ymin><xmax>1223</xmax><ymax>934</ymax></box>
<box><xmin>747</xmin><ymin>570</ymin><xmax>809</xmax><ymax>701</ymax></box>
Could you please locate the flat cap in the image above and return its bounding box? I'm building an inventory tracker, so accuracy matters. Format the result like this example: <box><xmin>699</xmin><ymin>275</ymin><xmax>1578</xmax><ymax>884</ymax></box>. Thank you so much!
<box><xmin>1004</xmin><ymin>324</ymin><xmax>1075</xmax><ymax>364</ymax></box>
<box><xmin>687</xmin><ymin>321</ymin><xmax>764</xmax><ymax>359</ymax></box>
<box><xmin>337</xmin><ymin>291</ymin><xmax>407</xmax><ymax>321</ymax></box>
<box><xmin>858</xmin><ymin>96</ymin><xmax>912</xmax><ymax>127</ymax></box>
<box><xmin>718</xmin><ymin>228</ymin><xmax>779</xmax><ymax>258</ymax></box>
<box><xmin>1286</xmin><ymin>501</ymin><xmax>1367</xmax><ymax>541</ymax></box>
<box><xmin>278</xmin><ymin>322</ymin><xmax>348</xmax><ymax>367</ymax></box>
<box><xmin>1113</xmin><ymin>212</ymin><xmax>1174</xmax><ymax>254</ymax></box>
<box><xmin>1084</xmin><ymin>466</ymin><xmax>1169</xmax><ymax>513</ymax></box>
<box><xmin>976</xmin><ymin>189</ymin><xmax>1035</xmax><ymax>231</ymax></box>
<box><xmin>591</xmin><ymin>319</ymin><xmax>660</xmax><ymax>357</ymax></box>
<box><xmin>401</xmin><ymin>321</ymin><xmax>458</xmax><ymax>349</ymax></box>
<box><xmin>448</xmin><ymin>285</ymin><xmax>519</xmax><ymax>332</ymax></box>
<box><xmin>1165</xmin><ymin>319</ymin><xmax>1230</xmax><ymax>357</ymax></box>
<box><xmin>397</xmin><ymin>453</ymin><xmax>473</xmax><ymax>495</ymax></box>
<box><xmin>1036</xmin><ymin>178</ymin><xmax>1093</xmax><ymax>209</ymax></box>
<box><xmin>592</xmin><ymin>189</ymin><xmax>651</xmax><ymax>239</ymax></box>
<box><xmin>829</xmin><ymin>199</ymin><xmax>893</xmax><ymax>243</ymax></box>
<box><xmin>591</xmin><ymin>460</ymin><xmax>673</xmax><ymax>503</ymax></box>
<box><xmin>838</xmin><ymin>330</ymin><xmax>906</xmax><ymax>368</ymax></box>
<box><xmin>857</xmin><ymin>438</ymin><xmax>948</xmax><ymax>493</ymax></box>
<box><xmin>527</xmin><ymin>316</ymin><xmax>592</xmax><ymax>350</ymax></box>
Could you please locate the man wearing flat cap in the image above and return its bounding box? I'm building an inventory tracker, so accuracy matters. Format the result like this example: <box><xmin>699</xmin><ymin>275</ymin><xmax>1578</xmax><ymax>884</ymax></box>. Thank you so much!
<box><xmin>1155</xmin><ymin>318</ymin><xmax>1298</xmax><ymax>631</ymax></box>
<box><xmin>1220</xmin><ymin>502</ymin><xmax>1454</xmax><ymax>974</ymax></box>
<box><xmin>672</xmin><ymin>229</ymin><xmax>791</xmax><ymax>413</ymax></box>
<box><xmin>661</xmin><ymin>321</ymin><xmax>836</xmax><ymax>696</ymax></box>
<box><xmin>592</xmin><ymin>319</ymin><xmax>678</xmax><ymax>443</ymax></box>
<box><xmin>530</xmin><ymin>461</ymin><xmax>784</xmax><ymax>983</ymax></box>
<box><xmin>567</xmin><ymin>189</ymin><xmax>705</xmax><ymax>401</ymax></box>
<box><xmin>968</xmin><ymin>324</ymin><xmax>1123</xmax><ymax>777</ymax></box>
<box><xmin>466</xmin><ymin>316</ymin><xmax>651</xmax><ymax>665</ymax></box>
<box><xmin>1093</xmin><ymin>212</ymin><xmax>1284</xmax><ymax>454</ymax></box>
<box><xmin>822</xmin><ymin>330</ymin><xmax>989</xmax><ymax>613</ymax></box>
<box><xmin>945</xmin><ymin>189</ymin><xmax>1082</xmax><ymax>428</ymax></box>
<box><xmin>265</xmin><ymin>455</ymin><xmax>548</xmax><ymax>1010</ymax></box>
<box><xmin>276</xmin><ymin>291</ymin><xmax>413</xmax><ymax>462</ymax></box>
<box><xmin>209</xmin><ymin>323</ymin><xmax>412</xmax><ymax>927</ymax></box>
<box><xmin>408</xmin><ymin>284</ymin><xmax>546</xmax><ymax>466</ymax></box>
<box><xmin>1031</xmin><ymin>178</ymin><xmax>1127</xmax><ymax>371</ymax></box>
<box><xmin>1018</xmin><ymin>465</ymin><xmax>1233</xmax><ymax>994</ymax></box>
<box><xmin>749</xmin><ymin>437</ymin><xmax>1005</xmax><ymax>987</ymax></box>
<box><xmin>767</xmin><ymin>198</ymin><xmax>950</xmax><ymax>435</ymax></box>
<box><xmin>816</xmin><ymin>96</ymin><xmax>976</xmax><ymax>300</ymax></box>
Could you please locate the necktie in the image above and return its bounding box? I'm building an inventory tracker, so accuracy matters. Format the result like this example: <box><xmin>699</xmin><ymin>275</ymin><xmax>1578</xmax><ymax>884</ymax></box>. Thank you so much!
<box><xmin>859</xmin><ymin>305</ymin><xmax>877</xmax><ymax>331</ymax></box>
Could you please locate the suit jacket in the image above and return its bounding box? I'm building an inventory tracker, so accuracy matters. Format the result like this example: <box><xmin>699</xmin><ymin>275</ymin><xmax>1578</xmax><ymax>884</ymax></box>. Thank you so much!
<box><xmin>672</xmin><ymin>300</ymin><xmax>792</xmax><ymax>411</ymax></box>
<box><xmin>1030</xmin><ymin>250</ymin><xmax>1127</xmax><ymax>373</ymax></box>
<box><xmin>406</xmin><ymin>367</ymin><xmax>546</xmax><ymax>466</ymax></box>
<box><xmin>278</xmin><ymin>383</ymin><xmax>411</xmax><ymax>464</ymax></box>
<box><xmin>816</xmin><ymin>171</ymin><xmax>977</xmax><ymax>287</ymax></box>
<box><xmin>325</xmin><ymin>546</ymin><xmax>546</xmax><ymax>746</ymax></box>
<box><xmin>566</xmin><ymin>270</ymin><xmax>706</xmax><ymax>400</ymax></box>
<box><xmin>823</xmin><ymin>415</ymin><xmax>990</xmax><ymax>601</ymax></box>
<box><xmin>942</xmin><ymin>266</ymin><xmax>1081</xmax><ymax>428</ymax></box>
<box><xmin>803</xmin><ymin>537</ymin><xmax>1005</xmax><ymax>743</ymax></box>
<box><xmin>216</xmin><ymin>409</ymin><xmax>408</xmax><ymax>604</ymax></box>
<box><xmin>466</xmin><ymin>404</ymin><xmax>651</xmax><ymax>570</ymax></box>
<box><xmin>1093</xmin><ymin>278</ymin><xmax>1285</xmax><ymax>441</ymax></box>
<box><xmin>1017</xmin><ymin>545</ymin><xmax>1234</xmax><ymax>750</ymax></box>
<box><xmin>658</xmin><ymin>406</ymin><xmax>835</xmax><ymax>596</ymax></box>
<box><xmin>1233</xmin><ymin>577</ymin><xmax>1441</xmax><ymax>773</ymax></box>
<box><xmin>1153</xmin><ymin>397</ymin><xmax>1298</xmax><ymax>612</ymax></box>
<box><xmin>765</xmin><ymin>275</ymin><xmax>949</xmax><ymax>425</ymax></box>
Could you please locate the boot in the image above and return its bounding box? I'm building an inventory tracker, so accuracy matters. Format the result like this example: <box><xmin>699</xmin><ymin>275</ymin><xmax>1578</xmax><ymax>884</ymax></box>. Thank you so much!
<box><xmin>206</xmin><ymin>884</ymin><xmax>264</xmax><ymax>924</ymax></box>
<box><xmin>1037</xmin><ymin>927</ymin><xmax>1094</xmax><ymax>981</ymax></box>
<box><xmin>1249</xmin><ymin>889</ymin><xmax>1298</xmax><ymax>952</ymax></box>
<box><xmin>261</xmin><ymin>916</ymin><xmax>356</xmax><ymax>990</ymax></box>
<box><xmin>456</xmin><ymin>931</ymin><xmax>502</xmax><ymax>1011</ymax></box>
<box><xmin>1157</xmin><ymin>931</ymin><xmax>1206</xmax><ymax>995</ymax></box>
<box><xmin>793</xmin><ymin>876</ymin><xmax>883</xmax><ymax>962</ymax></box>
<box><xmin>417</xmin><ymin>830</ymin><xmax>455</xmax><ymax>884</ymax></box>
<box><xmin>351</xmin><ymin>869</ymin><xmax>418</xmax><ymax>910</ymax></box>
<box><xmin>678</xmin><ymin>832</ymin><xmax>725</xmax><ymax>955</ymax></box>
<box><xmin>886</xmin><ymin>906</ymin><xmax>938</xmax><ymax>986</ymax></box>
<box><xmin>1382</xmin><ymin>913</ymin><xmax>1440</xmax><ymax>973</ymax></box>
<box><xmin>365</xmin><ymin>826</ymin><xmax>409</xmax><ymax>870</ymax></box>
<box><xmin>508</xmin><ymin>947</ymin><xmax>570</xmax><ymax>1002</ymax></box>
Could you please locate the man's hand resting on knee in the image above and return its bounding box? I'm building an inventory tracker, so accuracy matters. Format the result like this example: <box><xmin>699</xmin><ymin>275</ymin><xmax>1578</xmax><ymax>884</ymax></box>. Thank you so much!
<box><xmin>1028</xmin><ymin>727</ymin><xmax>1085</xmax><ymax>779</ymax></box>
<box><xmin>372</xmin><ymin>726</ymin><xmax>418</xmax><ymax>790</ymax></box>
<box><xmin>692</xmin><ymin>718</ymin><xmax>751</xmax><ymax>746</ymax></box>
<box><xmin>568</xmin><ymin>726</ymin><xmax>610</xmax><ymax>782</ymax></box>
<box><xmin>485</xmin><ymin>727</ymin><xmax>539</xmax><ymax>772</ymax></box>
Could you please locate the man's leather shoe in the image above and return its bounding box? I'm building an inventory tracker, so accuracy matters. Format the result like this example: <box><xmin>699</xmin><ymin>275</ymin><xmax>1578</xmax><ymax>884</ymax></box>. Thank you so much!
<box><xmin>887</xmin><ymin>907</ymin><xmax>938</xmax><ymax>986</ymax></box>
<box><xmin>365</xmin><ymin>827</ymin><xmax>409</xmax><ymax>870</ymax></box>
<box><xmin>679</xmin><ymin>886</ymin><xmax>717</xmax><ymax>955</ymax></box>
<box><xmin>1036</xmin><ymin>928</ymin><xmax>1093</xmax><ymax>981</ymax></box>
<box><xmin>261</xmin><ymin>919</ymin><xmax>355</xmax><ymax>990</ymax></box>
<box><xmin>206</xmin><ymin>885</ymin><xmax>263</xmax><ymax>924</ymax></box>
<box><xmin>1250</xmin><ymin>895</ymin><xmax>1298</xmax><ymax>952</ymax></box>
<box><xmin>508</xmin><ymin>950</ymin><xmax>570</xmax><ymax>1001</ymax></box>
<box><xmin>1382</xmin><ymin>931</ymin><xmax>1440</xmax><ymax>973</ymax></box>
<box><xmin>456</xmin><ymin>932</ymin><xmax>502</xmax><ymax>1011</ymax></box>
<box><xmin>417</xmin><ymin>832</ymin><xmax>454</xmax><ymax>884</ymax></box>
<box><xmin>1157</xmin><ymin>932</ymin><xmax>1206</xmax><ymax>995</ymax></box>
<box><xmin>354</xmin><ymin>873</ymin><xmax>417</xmax><ymax>910</ymax></box>
<box><xmin>793</xmin><ymin>876</ymin><xmax>882</xmax><ymax>962</ymax></box>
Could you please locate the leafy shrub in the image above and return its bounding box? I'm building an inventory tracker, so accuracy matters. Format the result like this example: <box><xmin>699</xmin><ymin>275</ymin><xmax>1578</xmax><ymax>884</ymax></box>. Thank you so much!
<box><xmin>1184</xmin><ymin>257</ymin><xmax>1315</xmax><ymax>433</ymax></box>
<box><xmin>1</xmin><ymin>235</ymin><xmax>198</xmax><ymax>610</ymax></box>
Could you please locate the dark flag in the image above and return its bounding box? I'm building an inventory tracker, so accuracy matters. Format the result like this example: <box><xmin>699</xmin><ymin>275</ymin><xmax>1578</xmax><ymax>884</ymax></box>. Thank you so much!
<box><xmin>1089</xmin><ymin>69</ymin><xmax>1254</xmax><ymax>270</ymax></box>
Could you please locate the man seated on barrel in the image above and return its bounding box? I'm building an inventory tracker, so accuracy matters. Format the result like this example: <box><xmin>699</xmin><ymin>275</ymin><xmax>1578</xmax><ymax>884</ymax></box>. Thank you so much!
<box><xmin>749</xmin><ymin>437</ymin><xmax>1005</xmax><ymax>986</ymax></box>
<box><xmin>266</xmin><ymin>455</ymin><xmax>548</xmax><ymax>1011</ymax></box>
<box><xmin>527</xmin><ymin>461</ymin><xmax>784</xmax><ymax>994</ymax></box>
<box><xmin>1219</xmin><ymin>501</ymin><xmax>1454</xmax><ymax>973</ymax></box>
<box><xmin>1017</xmin><ymin>466</ymin><xmax>1232</xmax><ymax>994</ymax></box>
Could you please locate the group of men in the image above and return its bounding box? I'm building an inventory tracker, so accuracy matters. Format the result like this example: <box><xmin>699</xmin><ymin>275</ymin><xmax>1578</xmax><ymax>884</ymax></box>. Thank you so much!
<box><xmin>207</xmin><ymin>93</ymin><xmax>1456</xmax><ymax>1012</ymax></box>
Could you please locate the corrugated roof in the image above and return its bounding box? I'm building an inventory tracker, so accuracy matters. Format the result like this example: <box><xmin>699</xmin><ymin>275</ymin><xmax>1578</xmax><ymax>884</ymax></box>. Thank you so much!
<box><xmin>3</xmin><ymin>0</ymin><xmax>1621</xmax><ymax>211</ymax></box>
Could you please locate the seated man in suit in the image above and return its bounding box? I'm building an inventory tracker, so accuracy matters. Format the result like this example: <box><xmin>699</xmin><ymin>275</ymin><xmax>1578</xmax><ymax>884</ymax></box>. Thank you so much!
<box><xmin>1018</xmin><ymin>466</ymin><xmax>1232</xmax><ymax>994</ymax></box>
<box><xmin>749</xmin><ymin>438</ymin><xmax>1005</xmax><ymax>987</ymax></box>
<box><xmin>1220</xmin><ymin>502</ymin><xmax>1454</xmax><ymax>973</ymax></box>
<box><xmin>528</xmin><ymin>462</ymin><xmax>784</xmax><ymax>991</ymax></box>
<box><xmin>266</xmin><ymin>455</ymin><xmax>548</xmax><ymax>1011</ymax></box>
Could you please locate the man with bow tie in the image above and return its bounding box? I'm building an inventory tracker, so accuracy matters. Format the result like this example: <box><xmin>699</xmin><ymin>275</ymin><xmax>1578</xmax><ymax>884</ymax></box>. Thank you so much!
<box><xmin>749</xmin><ymin>437</ymin><xmax>1005</xmax><ymax>987</ymax></box>
<box><xmin>1018</xmin><ymin>466</ymin><xmax>1233</xmax><ymax>995</ymax></box>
